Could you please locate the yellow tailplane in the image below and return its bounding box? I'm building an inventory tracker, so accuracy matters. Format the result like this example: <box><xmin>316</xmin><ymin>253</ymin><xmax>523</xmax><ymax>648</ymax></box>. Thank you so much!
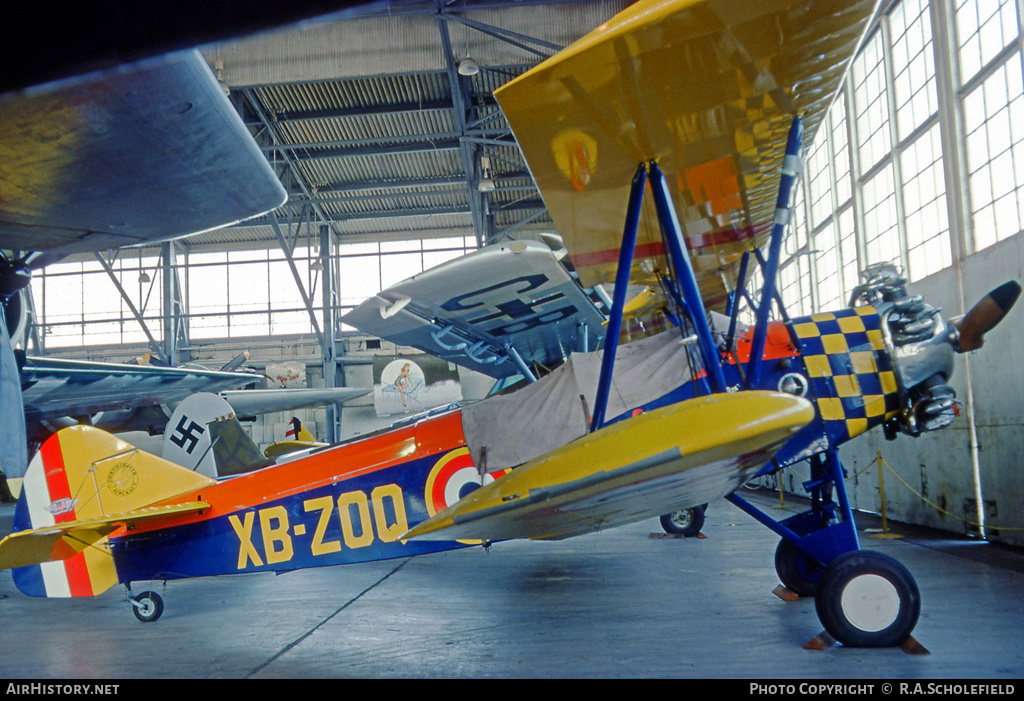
<box><xmin>0</xmin><ymin>426</ymin><xmax>214</xmax><ymax>597</ymax></box>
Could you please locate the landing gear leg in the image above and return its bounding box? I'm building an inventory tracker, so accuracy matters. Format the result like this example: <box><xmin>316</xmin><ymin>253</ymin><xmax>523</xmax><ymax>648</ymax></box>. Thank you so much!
<box><xmin>729</xmin><ymin>449</ymin><xmax>921</xmax><ymax>647</ymax></box>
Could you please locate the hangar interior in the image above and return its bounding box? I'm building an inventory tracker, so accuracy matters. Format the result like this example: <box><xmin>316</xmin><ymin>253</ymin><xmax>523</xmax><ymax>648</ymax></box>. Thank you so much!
<box><xmin>15</xmin><ymin>0</ymin><xmax>1024</xmax><ymax>548</ymax></box>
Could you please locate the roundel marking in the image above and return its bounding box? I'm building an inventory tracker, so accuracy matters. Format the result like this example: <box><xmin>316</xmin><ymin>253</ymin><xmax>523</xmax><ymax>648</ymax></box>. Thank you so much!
<box><xmin>425</xmin><ymin>448</ymin><xmax>478</xmax><ymax>517</ymax></box>
<box><xmin>425</xmin><ymin>447</ymin><xmax>511</xmax><ymax>517</ymax></box>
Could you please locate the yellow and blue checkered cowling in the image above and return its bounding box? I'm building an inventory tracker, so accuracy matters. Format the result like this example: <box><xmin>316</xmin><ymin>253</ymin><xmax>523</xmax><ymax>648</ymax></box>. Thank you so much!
<box><xmin>790</xmin><ymin>306</ymin><xmax>901</xmax><ymax>444</ymax></box>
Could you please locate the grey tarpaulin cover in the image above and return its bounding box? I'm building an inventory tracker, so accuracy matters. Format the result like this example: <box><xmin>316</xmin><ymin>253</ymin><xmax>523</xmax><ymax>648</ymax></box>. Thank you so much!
<box><xmin>461</xmin><ymin>329</ymin><xmax>698</xmax><ymax>471</ymax></box>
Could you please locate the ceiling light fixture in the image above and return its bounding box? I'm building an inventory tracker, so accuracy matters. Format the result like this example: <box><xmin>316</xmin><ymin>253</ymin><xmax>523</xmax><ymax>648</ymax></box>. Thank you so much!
<box><xmin>478</xmin><ymin>155</ymin><xmax>495</xmax><ymax>192</ymax></box>
<box><xmin>458</xmin><ymin>57</ymin><xmax>479</xmax><ymax>76</ymax></box>
<box><xmin>214</xmin><ymin>58</ymin><xmax>230</xmax><ymax>95</ymax></box>
<box><xmin>138</xmin><ymin>249</ymin><xmax>150</xmax><ymax>283</ymax></box>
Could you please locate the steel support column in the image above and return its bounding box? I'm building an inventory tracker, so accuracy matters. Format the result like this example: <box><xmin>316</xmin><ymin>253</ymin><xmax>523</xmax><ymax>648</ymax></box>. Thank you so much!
<box><xmin>436</xmin><ymin>2</ymin><xmax>490</xmax><ymax>248</ymax></box>
<box><xmin>94</xmin><ymin>251</ymin><xmax>166</xmax><ymax>364</ymax></box>
<box><xmin>320</xmin><ymin>224</ymin><xmax>340</xmax><ymax>443</ymax></box>
<box><xmin>269</xmin><ymin>211</ymin><xmax>325</xmax><ymax>349</ymax></box>
<box><xmin>161</xmin><ymin>241</ymin><xmax>189</xmax><ymax>366</ymax></box>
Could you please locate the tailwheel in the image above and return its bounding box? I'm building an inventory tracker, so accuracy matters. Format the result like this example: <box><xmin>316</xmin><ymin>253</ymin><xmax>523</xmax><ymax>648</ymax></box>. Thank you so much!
<box><xmin>130</xmin><ymin>590</ymin><xmax>165</xmax><ymax>623</ymax></box>
<box><xmin>660</xmin><ymin>504</ymin><xmax>705</xmax><ymax>537</ymax></box>
<box><xmin>814</xmin><ymin>550</ymin><xmax>920</xmax><ymax>647</ymax></box>
<box><xmin>774</xmin><ymin>539</ymin><xmax>824</xmax><ymax>597</ymax></box>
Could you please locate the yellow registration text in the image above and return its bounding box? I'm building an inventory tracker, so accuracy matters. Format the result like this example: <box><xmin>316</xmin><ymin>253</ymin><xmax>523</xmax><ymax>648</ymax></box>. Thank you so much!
<box><xmin>228</xmin><ymin>484</ymin><xmax>409</xmax><ymax>569</ymax></box>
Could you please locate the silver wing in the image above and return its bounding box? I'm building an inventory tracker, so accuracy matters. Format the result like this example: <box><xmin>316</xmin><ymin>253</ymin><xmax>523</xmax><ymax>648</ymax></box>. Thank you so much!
<box><xmin>19</xmin><ymin>357</ymin><xmax>257</xmax><ymax>427</ymax></box>
<box><xmin>0</xmin><ymin>50</ymin><xmax>286</xmax><ymax>254</ymax></box>
<box><xmin>342</xmin><ymin>238</ymin><xmax>607</xmax><ymax>379</ymax></box>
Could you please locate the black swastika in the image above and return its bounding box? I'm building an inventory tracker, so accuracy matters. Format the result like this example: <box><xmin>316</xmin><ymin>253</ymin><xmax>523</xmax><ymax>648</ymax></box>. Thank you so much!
<box><xmin>170</xmin><ymin>415</ymin><xmax>206</xmax><ymax>454</ymax></box>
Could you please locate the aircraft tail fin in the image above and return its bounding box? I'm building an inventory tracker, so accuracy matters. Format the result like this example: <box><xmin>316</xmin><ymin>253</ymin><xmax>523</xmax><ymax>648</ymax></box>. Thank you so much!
<box><xmin>285</xmin><ymin>417</ymin><xmax>316</xmax><ymax>443</ymax></box>
<box><xmin>207</xmin><ymin>414</ymin><xmax>274</xmax><ymax>476</ymax></box>
<box><xmin>0</xmin><ymin>426</ymin><xmax>214</xmax><ymax>597</ymax></box>
<box><xmin>163</xmin><ymin>392</ymin><xmax>271</xmax><ymax>478</ymax></box>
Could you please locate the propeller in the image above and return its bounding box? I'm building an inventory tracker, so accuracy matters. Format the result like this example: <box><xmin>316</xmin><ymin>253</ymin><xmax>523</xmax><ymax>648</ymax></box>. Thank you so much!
<box><xmin>219</xmin><ymin>349</ymin><xmax>251</xmax><ymax>372</ymax></box>
<box><xmin>0</xmin><ymin>251</ymin><xmax>66</xmax><ymax>299</ymax></box>
<box><xmin>953</xmin><ymin>280</ymin><xmax>1022</xmax><ymax>352</ymax></box>
<box><xmin>0</xmin><ymin>258</ymin><xmax>31</xmax><ymax>299</ymax></box>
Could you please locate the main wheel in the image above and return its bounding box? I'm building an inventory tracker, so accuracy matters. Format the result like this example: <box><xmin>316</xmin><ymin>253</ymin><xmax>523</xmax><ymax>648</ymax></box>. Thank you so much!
<box><xmin>660</xmin><ymin>505</ymin><xmax>705</xmax><ymax>537</ymax></box>
<box><xmin>774</xmin><ymin>539</ymin><xmax>825</xmax><ymax>597</ymax></box>
<box><xmin>814</xmin><ymin>550</ymin><xmax>920</xmax><ymax>647</ymax></box>
<box><xmin>131</xmin><ymin>591</ymin><xmax>164</xmax><ymax>622</ymax></box>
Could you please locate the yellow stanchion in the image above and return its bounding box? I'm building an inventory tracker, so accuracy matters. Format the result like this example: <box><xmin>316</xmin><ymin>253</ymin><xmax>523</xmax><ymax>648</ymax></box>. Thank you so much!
<box><xmin>868</xmin><ymin>450</ymin><xmax>903</xmax><ymax>540</ymax></box>
<box><xmin>772</xmin><ymin>469</ymin><xmax>793</xmax><ymax>511</ymax></box>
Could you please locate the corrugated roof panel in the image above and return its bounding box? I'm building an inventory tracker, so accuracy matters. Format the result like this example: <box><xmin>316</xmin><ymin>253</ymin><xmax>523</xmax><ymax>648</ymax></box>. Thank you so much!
<box><xmin>296</xmin><ymin>149</ymin><xmax>465</xmax><ymax>188</ymax></box>
<box><xmin>274</xmin><ymin>108</ymin><xmax>458</xmax><ymax>147</ymax></box>
<box><xmin>335</xmin><ymin>211</ymin><xmax>474</xmax><ymax>237</ymax></box>
<box><xmin>208</xmin><ymin>2</ymin><xmax>635</xmax><ymax>249</ymax></box>
<box><xmin>207</xmin><ymin>2</ymin><xmax>631</xmax><ymax>86</ymax></box>
<box><xmin>251</xmin><ymin>72</ymin><xmax>451</xmax><ymax>114</ymax></box>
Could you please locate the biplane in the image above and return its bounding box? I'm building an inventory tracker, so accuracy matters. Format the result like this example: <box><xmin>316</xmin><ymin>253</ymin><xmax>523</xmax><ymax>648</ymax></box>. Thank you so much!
<box><xmin>1</xmin><ymin>0</ymin><xmax>1020</xmax><ymax>650</ymax></box>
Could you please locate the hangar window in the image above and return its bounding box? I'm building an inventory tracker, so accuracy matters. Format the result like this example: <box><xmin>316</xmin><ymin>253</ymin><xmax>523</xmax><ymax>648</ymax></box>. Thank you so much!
<box><xmin>185</xmin><ymin>248</ymin><xmax>322</xmax><ymax>340</ymax></box>
<box><xmin>31</xmin><ymin>255</ymin><xmax>164</xmax><ymax>349</ymax></box>
<box><xmin>785</xmin><ymin>0</ymin><xmax>1021</xmax><ymax>315</ymax></box>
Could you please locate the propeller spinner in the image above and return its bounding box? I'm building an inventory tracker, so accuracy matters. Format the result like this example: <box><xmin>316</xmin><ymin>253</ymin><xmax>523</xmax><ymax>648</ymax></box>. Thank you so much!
<box><xmin>953</xmin><ymin>280</ymin><xmax>1022</xmax><ymax>352</ymax></box>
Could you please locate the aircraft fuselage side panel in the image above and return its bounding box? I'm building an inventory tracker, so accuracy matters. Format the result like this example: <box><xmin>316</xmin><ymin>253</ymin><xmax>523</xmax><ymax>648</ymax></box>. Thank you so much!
<box><xmin>106</xmin><ymin>410</ymin><xmax>488</xmax><ymax>582</ymax></box>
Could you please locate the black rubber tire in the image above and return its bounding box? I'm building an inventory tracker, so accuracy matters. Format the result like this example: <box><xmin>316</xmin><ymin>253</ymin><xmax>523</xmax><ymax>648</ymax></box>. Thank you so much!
<box><xmin>132</xmin><ymin>591</ymin><xmax>164</xmax><ymax>622</ymax></box>
<box><xmin>774</xmin><ymin>538</ymin><xmax>825</xmax><ymax>597</ymax></box>
<box><xmin>814</xmin><ymin>550</ymin><xmax>920</xmax><ymax>647</ymax></box>
<box><xmin>659</xmin><ymin>505</ymin><xmax>705</xmax><ymax>537</ymax></box>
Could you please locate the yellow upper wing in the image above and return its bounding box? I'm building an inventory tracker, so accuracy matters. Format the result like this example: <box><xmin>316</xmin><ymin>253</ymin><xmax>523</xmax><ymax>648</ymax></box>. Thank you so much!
<box><xmin>495</xmin><ymin>0</ymin><xmax>878</xmax><ymax>312</ymax></box>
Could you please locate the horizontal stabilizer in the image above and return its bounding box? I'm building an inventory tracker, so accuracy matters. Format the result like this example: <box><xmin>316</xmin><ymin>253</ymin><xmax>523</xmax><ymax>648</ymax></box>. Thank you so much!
<box><xmin>0</xmin><ymin>501</ymin><xmax>208</xmax><ymax>570</ymax></box>
<box><xmin>264</xmin><ymin>441</ymin><xmax>326</xmax><ymax>460</ymax></box>
<box><xmin>5</xmin><ymin>425</ymin><xmax>216</xmax><ymax>597</ymax></box>
<box><xmin>403</xmin><ymin>391</ymin><xmax>814</xmax><ymax>542</ymax></box>
<box><xmin>219</xmin><ymin>387</ymin><xmax>371</xmax><ymax>416</ymax></box>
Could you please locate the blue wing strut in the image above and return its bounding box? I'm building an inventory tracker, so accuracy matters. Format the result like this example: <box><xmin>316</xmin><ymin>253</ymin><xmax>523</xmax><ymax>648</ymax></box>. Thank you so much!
<box><xmin>589</xmin><ymin>114</ymin><xmax>865</xmax><ymax>590</ymax></box>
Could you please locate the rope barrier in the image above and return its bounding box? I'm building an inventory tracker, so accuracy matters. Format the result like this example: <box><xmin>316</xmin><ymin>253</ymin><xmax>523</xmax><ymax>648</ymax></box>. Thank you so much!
<box><xmin>746</xmin><ymin>452</ymin><xmax>1023</xmax><ymax>534</ymax></box>
<box><xmin>872</xmin><ymin>451</ymin><xmax>1024</xmax><ymax>533</ymax></box>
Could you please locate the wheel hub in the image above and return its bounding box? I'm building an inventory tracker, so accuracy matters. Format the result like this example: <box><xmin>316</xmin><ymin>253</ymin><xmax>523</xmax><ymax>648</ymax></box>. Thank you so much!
<box><xmin>839</xmin><ymin>574</ymin><xmax>900</xmax><ymax>633</ymax></box>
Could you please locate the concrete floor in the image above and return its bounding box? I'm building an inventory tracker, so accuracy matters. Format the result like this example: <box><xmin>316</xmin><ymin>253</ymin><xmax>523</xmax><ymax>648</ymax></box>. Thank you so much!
<box><xmin>1</xmin><ymin>489</ymin><xmax>1023</xmax><ymax>679</ymax></box>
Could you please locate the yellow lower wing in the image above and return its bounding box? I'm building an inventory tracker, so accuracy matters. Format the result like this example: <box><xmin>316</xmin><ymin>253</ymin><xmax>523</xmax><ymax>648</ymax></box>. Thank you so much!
<box><xmin>403</xmin><ymin>391</ymin><xmax>813</xmax><ymax>542</ymax></box>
